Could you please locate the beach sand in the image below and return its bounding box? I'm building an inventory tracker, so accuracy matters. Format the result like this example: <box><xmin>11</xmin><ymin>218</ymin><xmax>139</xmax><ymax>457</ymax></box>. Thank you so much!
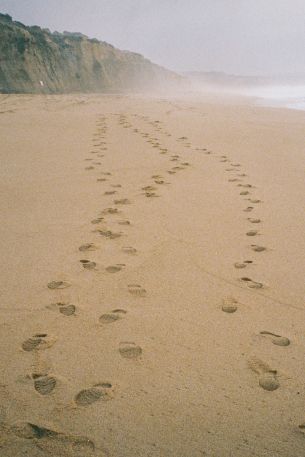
<box><xmin>0</xmin><ymin>93</ymin><xmax>305</xmax><ymax>457</ymax></box>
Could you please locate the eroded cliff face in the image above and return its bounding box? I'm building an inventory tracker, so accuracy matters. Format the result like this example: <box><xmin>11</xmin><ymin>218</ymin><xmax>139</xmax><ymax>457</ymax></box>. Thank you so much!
<box><xmin>0</xmin><ymin>13</ymin><xmax>182</xmax><ymax>93</ymax></box>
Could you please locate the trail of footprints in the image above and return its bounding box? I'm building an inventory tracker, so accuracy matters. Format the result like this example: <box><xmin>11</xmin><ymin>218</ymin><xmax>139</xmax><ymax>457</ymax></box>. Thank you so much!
<box><xmin>15</xmin><ymin>107</ymin><xmax>300</xmax><ymax>455</ymax></box>
<box><xmin>205</xmin><ymin>143</ymin><xmax>290</xmax><ymax>393</ymax></box>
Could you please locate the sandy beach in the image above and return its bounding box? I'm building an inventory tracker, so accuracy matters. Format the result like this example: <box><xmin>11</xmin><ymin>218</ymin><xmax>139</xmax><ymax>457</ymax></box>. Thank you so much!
<box><xmin>1</xmin><ymin>93</ymin><xmax>305</xmax><ymax>457</ymax></box>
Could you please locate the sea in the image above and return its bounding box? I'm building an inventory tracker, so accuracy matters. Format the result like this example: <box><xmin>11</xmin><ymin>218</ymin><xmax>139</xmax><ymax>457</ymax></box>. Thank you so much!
<box><xmin>244</xmin><ymin>85</ymin><xmax>305</xmax><ymax>111</ymax></box>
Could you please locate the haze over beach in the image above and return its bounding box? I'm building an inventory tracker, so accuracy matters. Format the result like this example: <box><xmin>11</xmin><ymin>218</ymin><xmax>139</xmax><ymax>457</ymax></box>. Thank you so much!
<box><xmin>1</xmin><ymin>2</ymin><xmax>305</xmax><ymax>457</ymax></box>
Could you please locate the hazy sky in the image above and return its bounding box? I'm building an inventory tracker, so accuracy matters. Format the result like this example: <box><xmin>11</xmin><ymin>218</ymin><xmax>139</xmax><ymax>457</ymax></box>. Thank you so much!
<box><xmin>1</xmin><ymin>0</ymin><xmax>305</xmax><ymax>75</ymax></box>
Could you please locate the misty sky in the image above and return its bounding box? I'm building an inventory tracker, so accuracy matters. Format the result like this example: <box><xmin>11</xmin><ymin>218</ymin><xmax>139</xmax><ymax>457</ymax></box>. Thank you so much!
<box><xmin>1</xmin><ymin>0</ymin><xmax>305</xmax><ymax>75</ymax></box>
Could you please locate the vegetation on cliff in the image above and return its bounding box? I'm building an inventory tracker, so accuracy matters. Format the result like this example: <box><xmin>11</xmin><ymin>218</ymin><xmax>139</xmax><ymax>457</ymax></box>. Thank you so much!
<box><xmin>0</xmin><ymin>13</ymin><xmax>182</xmax><ymax>93</ymax></box>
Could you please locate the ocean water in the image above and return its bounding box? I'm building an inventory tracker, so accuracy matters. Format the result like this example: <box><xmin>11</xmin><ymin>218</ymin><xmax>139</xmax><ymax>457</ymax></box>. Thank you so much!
<box><xmin>244</xmin><ymin>85</ymin><xmax>305</xmax><ymax>111</ymax></box>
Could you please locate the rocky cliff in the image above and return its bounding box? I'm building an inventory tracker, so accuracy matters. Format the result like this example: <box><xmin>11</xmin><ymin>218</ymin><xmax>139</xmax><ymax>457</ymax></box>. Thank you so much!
<box><xmin>0</xmin><ymin>13</ymin><xmax>182</xmax><ymax>93</ymax></box>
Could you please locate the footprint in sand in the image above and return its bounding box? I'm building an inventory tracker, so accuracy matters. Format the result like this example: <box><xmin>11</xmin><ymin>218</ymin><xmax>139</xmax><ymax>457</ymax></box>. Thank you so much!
<box><xmin>79</xmin><ymin>243</ymin><xmax>98</xmax><ymax>251</ymax></box>
<box><xmin>243</xmin><ymin>206</ymin><xmax>254</xmax><ymax>212</ymax></box>
<box><xmin>119</xmin><ymin>342</ymin><xmax>142</xmax><ymax>359</ymax></box>
<box><xmin>248</xmin><ymin>218</ymin><xmax>261</xmax><ymax>224</ymax></box>
<box><xmin>104</xmin><ymin>190</ymin><xmax>117</xmax><ymax>195</ymax></box>
<box><xmin>142</xmin><ymin>185</ymin><xmax>156</xmax><ymax>192</ymax></box>
<box><xmin>80</xmin><ymin>260</ymin><xmax>96</xmax><ymax>270</ymax></box>
<box><xmin>260</xmin><ymin>331</ymin><xmax>290</xmax><ymax>346</ymax></box>
<box><xmin>11</xmin><ymin>422</ymin><xmax>96</xmax><ymax>456</ymax></box>
<box><xmin>99</xmin><ymin>309</ymin><xmax>127</xmax><ymax>324</ymax></box>
<box><xmin>246</xmin><ymin>230</ymin><xmax>258</xmax><ymax>236</ymax></box>
<box><xmin>91</xmin><ymin>217</ymin><xmax>104</xmax><ymax>225</ymax></box>
<box><xmin>22</xmin><ymin>334</ymin><xmax>56</xmax><ymax>352</ymax></box>
<box><xmin>74</xmin><ymin>383</ymin><xmax>113</xmax><ymax>406</ymax></box>
<box><xmin>101</xmin><ymin>207</ymin><xmax>120</xmax><ymax>215</ymax></box>
<box><xmin>105</xmin><ymin>264</ymin><xmax>125</xmax><ymax>273</ymax></box>
<box><xmin>95</xmin><ymin>229</ymin><xmax>122</xmax><ymax>239</ymax></box>
<box><xmin>221</xmin><ymin>297</ymin><xmax>238</xmax><ymax>313</ymax></box>
<box><xmin>85</xmin><ymin>166</ymin><xmax>95</xmax><ymax>170</ymax></box>
<box><xmin>97</xmin><ymin>178</ymin><xmax>107</xmax><ymax>182</ymax></box>
<box><xmin>238</xmin><ymin>184</ymin><xmax>253</xmax><ymax>188</ymax></box>
<box><xmin>47</xmin><ymin>280</ymin><xmax>71</xmax><ymax>290</ymax></box>
<box><xmin>114</xmin><ymin>198</ymin><xmax>131</xmax><ymax>205</ymax></box>
<box><xmin>234</xmin><ymin>260</ymin><xmax>253</xmax><ymax>269</ymax></box>
<box><xmin>128</xmin><ymin>284</ymin><xmax>147</xmax><ymax>297</ymax></box>
<box><xmin>251</xmin><ymin>244</ymin><xmax>267</xmax><ymax>252</ymax></box>
<box><xmin>33</xmin><ymin>375</ymin><xmax>57</xmax><ymax>396</ymax></box>
<box><xmin>47</xmin><ymin>302</ymin><xmax>76</xmax><ymax>316</ymax></box>
<box><xmin>122</xmin><ymin>246</ymin><xmax>137</xmax><ymax>255</ymax></box>
<box><xmin>145</xmin><ymin>191</ymin><xmax>159</xmax><ymax>198</ymax></box>
<box><xmin>240</xmin><ymin>191</ymin><xmax>250</xmax><ymax>196</ymax></box>
<box><xmin>240</xmin><ymin>277</ymin><xmax>263</xmax><ymax>289</ymax></box>
<box><xmin>248</xmin><ymin>356</ymin><xmax>279</xmax><ymax>391</ymax></box>
<box><xmin>249</xmin><ymin>199</ymin><xmax>261</xmax><ymax>204</ymax></box>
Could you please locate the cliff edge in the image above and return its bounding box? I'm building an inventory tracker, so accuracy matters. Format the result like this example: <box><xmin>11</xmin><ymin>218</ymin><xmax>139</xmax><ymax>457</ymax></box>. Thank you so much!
<box><xmin>0</xmin><ymin>13</ymin><xmax>183</xmax><ymax>93</ymax></box>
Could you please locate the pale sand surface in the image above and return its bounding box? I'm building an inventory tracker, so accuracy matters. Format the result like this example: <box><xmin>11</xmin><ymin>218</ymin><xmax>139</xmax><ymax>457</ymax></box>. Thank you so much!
<box><xmin>0</xmin><ymin>93</ymin><xmax>305</xmax><ymax>456</ymax></box>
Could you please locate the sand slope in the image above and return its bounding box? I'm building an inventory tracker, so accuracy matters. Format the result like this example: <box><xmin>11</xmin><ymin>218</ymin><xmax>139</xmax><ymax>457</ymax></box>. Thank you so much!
<box><xmin>1</xmin><ymin>93</ymin><xmax>305</xmax><ymax>457</ymax></box>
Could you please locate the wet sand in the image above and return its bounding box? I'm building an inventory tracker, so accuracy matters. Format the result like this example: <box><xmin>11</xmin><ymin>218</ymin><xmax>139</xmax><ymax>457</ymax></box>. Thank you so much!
<box><xmin>1</xmin><ymin>93</ymin><xmax>305</xmax><ymax>457</ymax></box>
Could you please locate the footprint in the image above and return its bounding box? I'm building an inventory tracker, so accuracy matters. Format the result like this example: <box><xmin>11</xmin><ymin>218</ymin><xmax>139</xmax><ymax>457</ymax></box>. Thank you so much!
<box><xmin>96</xmin><ymin>229</ymin><xmax>122</xmax><ymax>239</ymax></box>
<box><xmin>249</xmin><ymin>199</ymin><xmax>261</xmax><ymax>204</ymax></box>
<box><xmin>248</xmin><ymin>218</ymin><xmax>261</xmax><ymax>224</ymax></box>
<box><xmin>47</xmin><ymin>280</ymin><xmax>71</xmax><ymax>290</ymax></box>
<box><xmin>122</xmin><ymin>246</ymin><xmax>137</xmax><ymax>255</ymax></box>
<box><xmin>234</xmin><ymin>261</ymin><xmax>253</xmax><ymax>269</ymax></box>
<box><xmin>79</xmin><ymin>243</ymin><xmax>98</xmax><ymax>252</ymax></box>
<box><xmin>74</xmin><ymin>384</ymin><xmax>112</xmax><ymax>406</ymax></box>
<box><xmin>145</xmin><ymin>192</ymin><xmax>158</xmax><ymax>197</ymax></box>
<box><xmin>33</xmin><ymin>375</ymin><xmax>57</xmax><ymax>396</ymax></box>
<box><xmin>248</xmin><ymin>357</ymin><xmax>279</xmax><ymax>391</ymax></box>
<box><xmin>246</xmin><ymin>230</ymin><xmax>258</xmax><ymax>236</ymax></box>
<box><xmin>114</xmin><ymin>198</ymin><xmax>131</xmax><ymax>205</ymax></box>
<box><xmin>80</xmin><ymin>260</ymin><xmax>96</xmax><ymax>270</ymax></box>
<box><xmin>99</xmin><ymin>309</ymin><xmax>126</xmax><ymax>324</ymax></box>
<box><xmin>22</xmin><ymin>334</ymin><xmax>56</xmax><ymax>352</ymax></box>
<box><xmin>142</xmin><ymin>185</ymin><xmax>156</xmax><ymax>191</ymax></box>
<box><xmin>60</xmin><ymin>304</ymin><xmax>76</xmax><ymax>316</ymax></box>
<box><xmin>251</xmin><ymin>245</ymin><xmax>267</xmax><ymax>252</ymax></box>
<box><xmin>11</xmin><ymin>422</ymin><xmax>96</xmax><ymax>456</ymax></box>
<box><xmin>97</xmin><ymin>178</ymin><xmax>107</xmax><ymax>182</ymax></box>
<box><xmin>221</xmin><ymin>297</ymin><xmax>238</xmax><ymax>313</ymax></box>
<box><xmin>119</xmin><ymin>342</ymin><xmax>142</xmax><ymax>359</ymax></box>
<box><xmin>243</xmin><ymin>207</ymin><xmax>254</xmax><ymax>212</ymax></box>
<box><xmin>240</xmin><ymin>277</ymin><xmax>263</xmax><ymax>289</ymax></box>
<box><xmin>260</xmin><ymin>331</ymin><xmax>290</xmax><ymax>347</ymax></box>
<box><xmin>240</xmin><ymin>191</ymin><xmax>250</xmax><ymax>196</ymax></box>
<box><xmin>104</xmin><ymin>191</ymin><xmax>116</xmax><ymax>195</ymax></box>
<box><xmin>118</xmin><ymin>220</ymin><xmax>130</xmax><ymax>226</ymax></box>
<box><xmin>85</xmin><ymin>166</ymin><xmax>94</xmax><ymax>170</ymax></box>
<box><xmin>47</xmin><ymin>302</ymin><xmax>76</xmax><ymax>316</ymax></box>
<box><xmin>105</xmin><ymin>264</ymin><xmax>124</xmax><ymax>273</ymax></box>
<box><xmin>101</xmin><ymin>207</ymin><xmax>120</xmax><ymax>215</ymax></box>
<box><xmin>91</xmin><ymin>218</ymin><xmax>104</xmax><ymax>224</ymax></box>
<box><xmin>128</xmin><ymin>284</ymin><xmax>147</xmax><ymax>297</ymax></box>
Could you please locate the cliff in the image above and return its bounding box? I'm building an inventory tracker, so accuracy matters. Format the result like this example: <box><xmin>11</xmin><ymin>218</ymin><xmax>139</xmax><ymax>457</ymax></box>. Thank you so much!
<box><xmin>0</xmin><ymin>13</ymin><xmax>183</xmax><ymax>93</ymax></box>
